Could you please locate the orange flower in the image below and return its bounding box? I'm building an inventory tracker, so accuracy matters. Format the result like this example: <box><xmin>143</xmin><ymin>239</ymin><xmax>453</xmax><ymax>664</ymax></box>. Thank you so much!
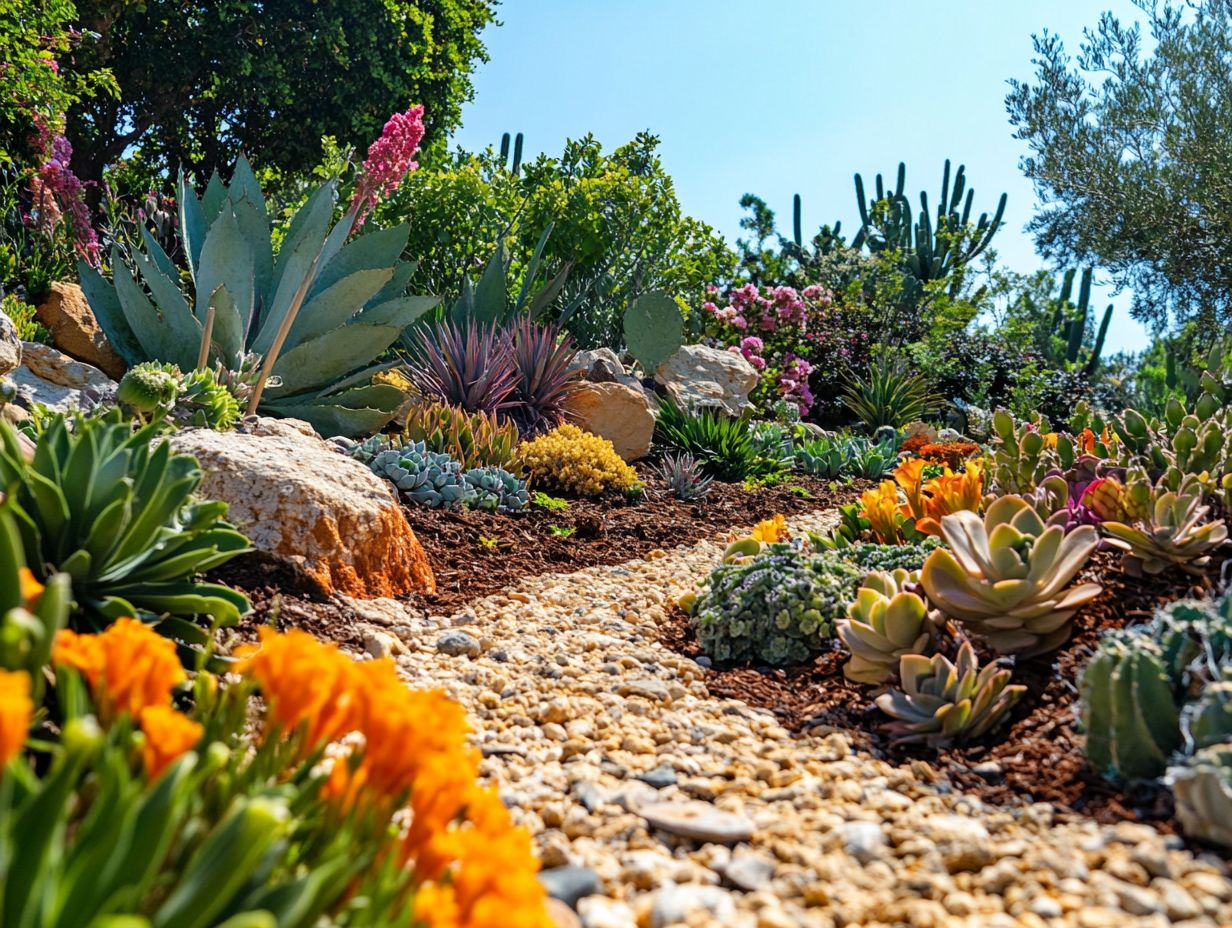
<box><xmin>915</xmin><ymin>461</ymin><xmax>985</xmax><ymax>535</ymax></box>
<box><xmin>917</xmin><ymin>441</ymin><xmax>980</xmax><ymax>470</ymax></box>
<box><xmin>893</xmin><ymin>458</ymin><xmax>928</xmax><ymax>520</ymax></box>
<box><xmin>52</xmin><ymin>619</ymin><xmax>185</xmax><ymax>722</ymax></box>
<box><xmin>138</xmin><ymin>705</ymin><xmax>203</xmax><ymax>780</ymax></box>
<box><xmin>236</xmin><ymin>627</ymin><xmax>361</xmax><ymax>750</ymax></box>
<box><xmin>18</xmin><ymin>568</ymin><xmax>43</xmax><ymax>608</ymax></box>
<box><xmin>1079</xmin><ymin>427</ymin><xmax>1096</xmax><ymax>455</ymax></box>
<box><xmin>860</xmin><ymin>481</ymin><xmax>907</xmax><ymax>544</ymax></box>
<box><xmin>0</xmin><ymin>670</ymin><xmax>31</xmax><ymax>769</ymax></box>
<box><xmin>751</xmin><ymin>514</ymin><xmax>789</xmax><ymax>543</ymax></box>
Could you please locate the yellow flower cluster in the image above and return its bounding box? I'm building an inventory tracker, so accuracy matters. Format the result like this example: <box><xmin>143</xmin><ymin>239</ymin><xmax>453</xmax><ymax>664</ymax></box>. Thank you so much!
<box><xmin>516</xmin><ymin>423</ymin><xmax>640</xmax><ymax>497</ymax></box>
<box><xmin>51</xmin><ymin>619</ymin><xmax>203</xmax><ymax>780</ymax></box>
<box><xmin>0</xmin><ymin>669</ymin><xmax>31</xmax><ymax>769</ymax></box>
<box><xmin>751</xmin><ymin>514</ymin><xmax>789</xmax><ymax>543</ymax></box>
<box><xmin>859</xmin><ymin>458</ymin><xmax>985</xmax><ymax>543</ymax></box>
<box><xmin>238</xmin><ymin>628</ymin><xmax>551</xmax><ymax>928</ymax></box>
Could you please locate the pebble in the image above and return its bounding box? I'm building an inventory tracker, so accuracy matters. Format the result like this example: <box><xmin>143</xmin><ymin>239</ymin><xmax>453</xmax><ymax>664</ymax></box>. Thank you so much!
<box><xmin>540</xmin><ymin>866</ymin><xmax>603</xmax><ymax>908</ymax></box>
<box><xmin>435</xmin><ymin>630</ymin><xmax>481</xmax><ymax>657</ymax></box>
<box><xmin>639</xmin><ymin>801</ymin><xmax>754</xmax><ymax>844</ymax></box>
<box><xmin>721</xmin><ymin>853</ymin><xmax>776</xmax><ymax>891</ymax></box>
<box><xmin>842</xmin><ymin>821</ymin><xmax>886</xmax><ymax>862</ymax></box>
<box><xmin>648</xmin><ymin>884</ymin><xmax>736</xmax><ymax>928</ymax></box>
<box><xmin>636</xmin><ymin>764</ymin><xmax>678</xmax><ymax>789</ymax></box>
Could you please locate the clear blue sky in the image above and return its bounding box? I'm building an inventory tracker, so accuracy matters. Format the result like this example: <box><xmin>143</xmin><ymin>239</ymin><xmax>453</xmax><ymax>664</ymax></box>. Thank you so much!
<box><xmin>450</xmin><ymin>0</ymin><xmax>1153</xmax><ymax>355</ymax></box>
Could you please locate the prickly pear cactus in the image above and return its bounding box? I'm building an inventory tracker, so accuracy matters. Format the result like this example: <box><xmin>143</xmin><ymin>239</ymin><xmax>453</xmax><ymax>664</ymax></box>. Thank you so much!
<box><xmin>623</xmin><ymin>290</ymin><xmax>683</xmax><ymax>373</ymax></box>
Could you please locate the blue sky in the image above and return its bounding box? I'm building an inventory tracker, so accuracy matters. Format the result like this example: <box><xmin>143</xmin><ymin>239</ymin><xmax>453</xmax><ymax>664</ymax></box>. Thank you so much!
<box><xmin>451</xmin><ymin>0</ymin><xmax>1154</xmax><ymax>354</ymax></box>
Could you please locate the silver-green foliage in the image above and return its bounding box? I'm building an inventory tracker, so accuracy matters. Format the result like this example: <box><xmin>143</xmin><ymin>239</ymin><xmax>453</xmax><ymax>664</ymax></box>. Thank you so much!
<box><xmin>836</xmin><ymin>538</ymin><xmax>944</xmax><ymax>574</ymax></box>
<box><xmin>370</xmin><ymin>442</ymin><xmax>469</xmax><ymax>509</ymax></box>
<box><xmin>1169</xmin><ymin>743</ymin><xmax>1232</xmax><ymax>850</ymax></box>
<box><xmin>80</xmin><ymin>156</ymin><xmax>438</xmax><ymax>437</ymax></box>
<box><xmin>463</xmin><ymin>466</ymin><xmax>528</xmax><ymax>513</ymax></box>
<box><xmin>692</xmin><ymin>544</ymin><xmax>863</xmax><ymax>665</ymax></box>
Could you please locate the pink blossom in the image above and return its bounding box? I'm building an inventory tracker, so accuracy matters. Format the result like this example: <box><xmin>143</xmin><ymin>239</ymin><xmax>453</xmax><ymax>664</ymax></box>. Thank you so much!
<box><xmin>349</xmin><ymin>105</ymin><xmax>426</xmax><ymax>227</ymax></box>
<box><xmin>730</xmin><ymin>315</ymin><xmax>747</xmax><ymax>330</ymax></box>
<box><xmin>28</xmin><ymin>133</ymin><xmax>99</xmax><ymax>266</ymax></box>
<box><xmin>740</xmin><ymin>336</ymin><xmax>764</xmax><ymax>353</ymax></box>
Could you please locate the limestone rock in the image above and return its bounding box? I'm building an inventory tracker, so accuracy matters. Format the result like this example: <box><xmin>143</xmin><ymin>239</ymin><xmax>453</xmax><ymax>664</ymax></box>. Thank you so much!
<box><xmin>566</xmin><ymin>382</ymin><xmax>655</xmax><ymax>462</ymax></box>
<box><xmin>574</xmin><ymin>348</ymin><xmax>641</xmax><ymax>389</ymax></box>
<box><xmin>654</xmin><ymin>344</ymin><xmax>758</xmax><ymax>416</ymax></box>
<box><xmin>169</xmin><ymin>417</ymin><xmax>434</xmax><ymax>598</ymax></box>
<box><xmin>36</xmin><ymin>282</ymin><xmax>127</xmax><ymax>380</ymax></box>
<box><xmin>0</xmin><ymin>311</ymin><xmax>19</xmax><ymax>378</ymax></box>
<box><xmin>639</xmin><ymin>801</ymin><xmax>754</xmax><ymax>844</ymax></box>
<box><xmin>10</xmin><ymin>341</ymin><xmax>117</xmax><ymax>413</ymax></box>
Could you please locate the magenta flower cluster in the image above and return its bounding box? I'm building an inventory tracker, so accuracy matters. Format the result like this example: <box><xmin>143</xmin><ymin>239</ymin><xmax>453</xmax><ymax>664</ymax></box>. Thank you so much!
<box><xmin>350</xmin><ymin>105</ymin><xmax>426</xmax><ymax>227</ymax></box>
<box><xmin>27</xmin><ymin>128</ymin><xmax>100</xmax><ymax>267</ymax></box>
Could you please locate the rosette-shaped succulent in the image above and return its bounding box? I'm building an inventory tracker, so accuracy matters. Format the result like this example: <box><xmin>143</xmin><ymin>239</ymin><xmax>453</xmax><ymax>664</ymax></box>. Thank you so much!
<box><xmin>343</xmin><ymin>434</ymin><xmax>397</xmax><ymax>467</ymax></box>
<box><xmin>1078</xmin><ymin>629</ymin><xmax>1183</xmax><ymax>781</ymax></box>
<box><xmin>369</xmin><ymin>442</ymin><xmax>472</xmax><ymax>509</ymax></box>
<box><xmin>1101</xmin><ymin>487</ymin><xmax>1228</xmax><ymax>576</ymax></box>
<box><xmin>463</xmin><ymin>466</ymin><xmax>529</xmax><ymax>513</ymax></box>
<box><xmin>837</xmin><ymin>569</ymin><xmax>934</xmax><ymax>684</ymax></box>
<box><xmin>172</xmin><ymin>368</ymin><xmax>241</xmax><ymax>430</ymax></box>
<box><xmin>920</xmin><ymin>496</ymin><xmax>1102</xmax><ymax>656</ymax></box>
<box><xmin>692</xmin><ymin>545</ymin><xmax>863</xmax><ymax>666</ymax></box>
<box><xmin>1169</xmin><ymin>744</ymin><xmax>1232</xmax><ymax>850</ymax></box>
<box><xmin>117</xmin><ymin>361</ymin><xmax>183</xmax><ymax>416</ymax></box>
<box><xmin>875</xmin><ymin>641</ymin><xmax>1025</xmax><ymax>747</ymax></box>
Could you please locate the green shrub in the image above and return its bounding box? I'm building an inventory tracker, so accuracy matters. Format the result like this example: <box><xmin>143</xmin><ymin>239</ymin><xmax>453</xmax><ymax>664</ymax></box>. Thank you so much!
<box><xmin>0</xmin><ymin>293</ymin><xmax>51</xmax><ymax>344</ymax></box>
<box><xmin>654</xmin><ymin>399</ymin><xmax>790</xmax><ymax>482</ymax></box>
<box><xmin>841</xmin><ymin>353</ymin><xmax>941</xmax><ymax>430</ymax></box>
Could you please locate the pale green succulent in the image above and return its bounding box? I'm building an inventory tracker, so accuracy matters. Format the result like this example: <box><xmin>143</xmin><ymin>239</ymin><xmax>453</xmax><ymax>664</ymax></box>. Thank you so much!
<box><xmin>1185</xmin><ymin>679</ymin><xmax>1232</xmax><ymax>753</ymax></box>
<box><xmin>117</xmin><ymin>361</ymin><xmax>182</xmax><ymax>415</ymax></box>
<box><xmin>463</xmin><ymin>466</ymin><xmax>528</xmax><ymax>513</ymax></box>
<box><xmin>920</xmin><ymin>496</ymin><xmax>1102</xmax><ymax>656</ymax></box>
<box><xmin>370</xmin><ymin>442</ymin><xmax>471</xmax><ymax>509</ymax></box>
<box><xmin>79</xmin><ymin>156</ymin><xmax>438</xmax><ymax>437</ymax></box>
<box><xmin>837</xmin><ymin>569</ymin><xmax>934</xmax><ymax>684</ymax></box>
<box><xmin>1169</xmin><ymin>743</ymin><xmax>1232</xmax><ymax>850</ymax></box>
<box><xmin>1101</xmin><ymin>487</ymin><xmax>1228</xmax><ymax>576</ymax></box>
<box><xmin>875</xmin><ymin>641</ymin><xmax>1025</xmax><ymax>747</ymax></box>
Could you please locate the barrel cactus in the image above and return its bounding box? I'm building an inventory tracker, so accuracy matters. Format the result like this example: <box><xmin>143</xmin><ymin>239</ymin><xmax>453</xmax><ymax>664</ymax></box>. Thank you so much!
<box><xmin>117</xmin><ymin>361</ymin><xmax>183</xmax><ymax>416</ymax></box>
<box><xmin>920</xmin><ymin>496</ymin><xmax>1102</xmax><ymax>656</ymax></box>
<box><xmin>691</xmin><ymin>545</ymin><xmax>863</xmax><ymax>666</ymax></box>
<box><xmin>1169</xmin><ymin>744</ymin><xmax>1232</xmax><ymax>850</ymax></box>
<box><xmin>463</xmin><ymin>466</ymin><xmax>529</xmax><ymax>513</ymax></box>
<box><xmin>1078</xmin><ymin>630</ymin><xmax>1183</xmax><ymax>782</ymax></box>
<box><xmin>837</xmin><ymin>569</ymin><xmax>935</xmax><ymax>684</ymax></box>
<box><xmin>370</xmin><ymin>442</ymin><xmax>470</xmax><ymax>509</ymax></box>
<box><xmin>1184</xmin><ymin>678</ymin><xmax>1232</xmax><ymax>752</ymax></box>
<box><xmin>875</xmin><ymin>641</ymin><xmax>1025</xmax><ymax>747</ymax></box>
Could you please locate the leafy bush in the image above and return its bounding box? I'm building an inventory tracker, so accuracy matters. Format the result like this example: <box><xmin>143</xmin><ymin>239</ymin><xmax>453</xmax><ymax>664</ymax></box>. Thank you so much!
<box><xmin>691</xmin><ymin>544</ymin><xmax>862</xmax><ymax>665</ymax></box>
<box><xmin>517</xmin><ymin>424</ymin><xmax>640</xmax><ymax>497</ymax></box>
<box><xmin>0</xmin><ymin>293</ymin><xmax>50</xmax><ymax>344</ymax></box>
<box><xmin>0</xmin><ymin>411</ymin><xmax>250</xmax><ymax>635</ymax></box>
<box><xmin>653</xmin><ymin>399</ymin><xmax>790</xmax><ymax>482</ymax></box>
<box><xmin>841</xmin><ymin>354</ymin><xmax>941</xmax><ymax>430</ymax></box>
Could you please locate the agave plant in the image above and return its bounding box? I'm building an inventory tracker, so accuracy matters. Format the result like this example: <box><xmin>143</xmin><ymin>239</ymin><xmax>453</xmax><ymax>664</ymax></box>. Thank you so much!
<box><xmin>1101</xmin><ymin>486</ymin><xmax>1228</xmax><ymax>576</ymax></box>
<box><xmin>875</xmin><ymin>641</ymin><xmax>1025</xmax><ymax>747</ymax></box>
<box><xmin>837</xmin><ymin>569</ymin><xmax>934</xmax><ymax>684</ymax></box>
<box><xmin>920</xmin><ymin>496</ymin><xmax>1102</xmax><ymax>656</ymax></box>
<box><xmin>841</xmin><ymin>354</ymin><xmax>941</xmax><ymax>430</ymax></box>
<box><xmin>794</xmin><ymin>435</ymin><xmax>849</xmax><ymax>478</ymax></box>
<box><xmin>0</xmin><ymin>412</ymin><xmax>250</xmax><ymax>635</ymax></box>
<box><xmin>658</xmin><ymin>452</ymin><xmax>714</xmax><ymax>501</ymax></box>
<box><xmin>79</xmin><ymin>157</ymin><xmax>439</xmax><ymax>436</ymax></box>
<box><xmin>653</xmin><ymin>398</ymin><xmax>791</xmax><ymax>482</ymax></box>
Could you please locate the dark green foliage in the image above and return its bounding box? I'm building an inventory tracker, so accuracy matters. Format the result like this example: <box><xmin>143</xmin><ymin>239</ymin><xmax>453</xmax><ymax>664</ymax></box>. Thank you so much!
<box><xmin>0</xmin><ymin>411</ymin><xmax>250</xmax><ymax>635</ymax></box>
<box><xmin>841</xmin><ymin>354</ymin><xmax>941</xmax><ymax>430</ymax></box>
<box><xmin>653</xmin><ymin>399</ymin><xmax>790</xmax><ymax>482</ymax></box>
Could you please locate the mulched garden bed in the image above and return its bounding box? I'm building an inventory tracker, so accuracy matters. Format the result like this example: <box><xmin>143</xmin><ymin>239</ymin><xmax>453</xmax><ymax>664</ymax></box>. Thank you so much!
<box><xmin>658</xmin><ymin>548</ymin><xmax>1222</xmax><ymax>834</ymax></box>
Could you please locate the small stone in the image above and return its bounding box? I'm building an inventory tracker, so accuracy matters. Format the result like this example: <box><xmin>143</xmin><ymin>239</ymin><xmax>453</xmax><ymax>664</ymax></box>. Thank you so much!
<box><xmin>547</xmin><ymin>898</ymin><xmax>583</xmax><ymax>928</ymax></box>
<box><xmin>1114</xmin><ymin>881</ymin><xmax>1162</xmax><ymax>916</ymax></box>
<box><xmin>436</xmin><ymin>631</ymin><xmax>481</xmax><ymax>658</ymax></box>
<box><xmin>539</xmin><ymin>866</ymin><xmax>603</xmax><ymax>909</ymax></box>
<box><xmin>973</xmin><ymin>761</ymin><xmax>1003</xmax><ymax>781</ymax></box>
<box><xmin>1031</xmin><ymin>896</ymin><xmax>1063</xmax><ymax>919</ymax></box>
<box><xmin>720</xmin><ymin>853</ymin><xmax>775</xmax><ymax>891</ymax></box>
<box><xmin>617</xmin><ymin>679</ymin><xmax>670</xmax><ymax>702</ymax></box>
<box><xmin>639</xmin><ymin>801</ymin><xmax>754</xmax><ymax>844</ymax></box>
<box><xmin>648</xmin><ymin>884</ymin><xmax>736</xmax><ymax>928</ymax></box>
<box><xmin>577</xmin><ymin>896</ymin><xmax>636</xmax><ymax>928</ymax></box>
<box><xmin>636</xmin><ymin>764</ymin><xmax>678</xmax><ymax>789</ymax></box>
<box><xmin>841</xmin><ymin>821</ymin><xmax>886</xmax><ymax>862</ymax></box>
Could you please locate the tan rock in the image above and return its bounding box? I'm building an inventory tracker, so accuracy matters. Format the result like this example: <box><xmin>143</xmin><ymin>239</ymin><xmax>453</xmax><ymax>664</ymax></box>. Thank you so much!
<box><xmin>0</xmin><ymin>310</ymin><xmax>19</xmax><ymax>377</ymax></box>
<box><xmin>36</xmin><ymin>282</ymin><xmax>127</xmax><ymax>380</ymax></box>
<box><xmin>566</xmin><ymin>382</ymin><xmax>655</xmax><ymax>462</ymax></box>
<box><xmin>11</xmin><ymin>341</ymin><xmax>116</xmax><ymax>412</ymax></box>
<box><xmin>169</xmin><ymin>417</ymin><xmax>434</xmax><ymax>598</ymax></box>
<box><xmin>654</xmin><ymin>344</ymin><xmax>758</xmax><ymax>416</ymax></box>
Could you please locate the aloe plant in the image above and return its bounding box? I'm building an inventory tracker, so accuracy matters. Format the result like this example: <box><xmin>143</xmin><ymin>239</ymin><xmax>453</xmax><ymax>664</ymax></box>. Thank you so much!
<box><xmin>79</xmin><ymin>156</ymin><xmax>438</xmax><ymax>436</ymax></box>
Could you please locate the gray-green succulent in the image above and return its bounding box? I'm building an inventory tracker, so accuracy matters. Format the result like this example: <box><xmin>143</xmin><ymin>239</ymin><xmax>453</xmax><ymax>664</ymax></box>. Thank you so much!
<box><xmin>463</xmin><ymin>466</ymin><xmax>529</xmax><ymax>513</ymax></box>
<box><xmin>1169</xmin><ymin>744</ymin><xmax>1232</xmax><ymax>850</ymax></box>
<box><xmin>369</xmin><ymin>442</ymin><xmax>470</xmax><ymax>509</ymax></box>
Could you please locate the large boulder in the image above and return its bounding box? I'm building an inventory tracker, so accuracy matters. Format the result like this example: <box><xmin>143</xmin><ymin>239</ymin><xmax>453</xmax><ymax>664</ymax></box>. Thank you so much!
<box><xmin>36</xmin><ymin>282</ymin><xmax>127</xmax><ymax>380</ymax></box>
<box><xmin>573</xmin><ymin>347</ymin><xmax>642</xmax><ymax>389</ymax></box>
<box><xmin>0</xmin><ymin>311</ymin><xmax>19</xmax><ymax>378</ymax></box>
<box><xmin>567</xmin><ymin>381</ymin><xmax>655</xmax><ymax>462</ymax></box>
<box><xmin>655</xmin><ymin>344</ymin><xmax>758</xmax><ymax>416</ymax></box>
<box><xmin>169</xmin><ymin>418</ymin><xmax>435</xmax><ymax>599</ymax></box>
<box><xmin>10</xmin><ymin>341</ymin><xmax>117</xmax><ymax>413</ymax></box>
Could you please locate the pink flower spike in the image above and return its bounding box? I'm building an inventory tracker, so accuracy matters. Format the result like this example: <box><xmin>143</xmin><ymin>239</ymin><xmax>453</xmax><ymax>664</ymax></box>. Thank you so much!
<box><xmin>349</xmin><ymin>105</ymin><xmax>426</xmax><ymax>227</ymax></box>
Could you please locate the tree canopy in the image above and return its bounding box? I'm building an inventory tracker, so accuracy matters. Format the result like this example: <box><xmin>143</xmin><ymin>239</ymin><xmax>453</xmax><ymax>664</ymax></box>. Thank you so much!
<box><xmin>1006</xmin><ymin>0</ymin><xmax>1232</xmax><ymax>336</ymax></box>
<box><xmin>64</xmin><ymin>0</ymin><xmax>497</xmax><ymax>186</ymax></box>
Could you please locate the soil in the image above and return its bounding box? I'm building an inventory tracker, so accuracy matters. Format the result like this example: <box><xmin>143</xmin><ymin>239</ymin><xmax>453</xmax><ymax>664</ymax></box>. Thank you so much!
<box><xmin>657</xmin><ymin>548</ymin><xmax>1218</xmax><ymax>833</ymax></box>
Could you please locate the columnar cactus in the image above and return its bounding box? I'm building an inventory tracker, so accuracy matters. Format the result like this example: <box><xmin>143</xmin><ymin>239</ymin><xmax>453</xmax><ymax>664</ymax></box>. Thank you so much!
<box><xmin>920</xmin><ymin>496</ymin><xmax>1102</xmax><ymax>656</ymax></box>
<box><xmin>874</xmin><ymin>641</ymin><xmax>1025</xmax><ymax>747</ymax></box>
<box><xmin>837</xmin><ymin>569</ymin><xmax>934</xmax><ymax>684</ymax></box>
<box><xmin>1169</xmin><ymin>744</ymin><xmax>1232</xmax><ymax>850</ymax></box>
<box><xmin>1184</xmin><ymin>679</ymin><xmax>1232</xmax><ymax>752</ymax></box>
<box><xmin>1077</xmin><ymin>630</ymin><xmax>1183</xmax><ymax>781</ymax></box>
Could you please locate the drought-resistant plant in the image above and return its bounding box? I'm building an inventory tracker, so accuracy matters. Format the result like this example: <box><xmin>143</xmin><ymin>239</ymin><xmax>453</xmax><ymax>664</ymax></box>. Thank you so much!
<box><xmin>404</xmin><ymin>318</ymin><xmax>517</xmax><ymax>416</ymax></box>
<box><xmin>837</xmin><ymin>569</ymin><xmax>934</xmax><ymax>684</ymax></box>
<box><xmin>0</xmin><ymin>412</ymin><xmax>250</xmax><ymax>635</ymax></box>
<box><xmin>895</xmin><ymin>457</ymin><xmax>984</xmax><ymax>535</ymax></box>
<box><xmin>988</xmin><ymin>410</ymin><xmax>1071</xmax><ymax>495</ymax></box>
<box><xmin>117</xmin><ymin>361</ymin><xmax>242</xmax><ymax>430</ymax></box>
<box><xmin>658</xmin><ymin>452</ymin><xmax>714</xmax><ymax>501</ymax></box>
<box><xmin>653</xmin><ymin>398</ymin><xmax>790</xmax><ymax>482</ymax></box>
<box><xmin>689</xmin><ymin>544</ymin><xmax>863</xmax><ymax>665</ymax></box>
<box><xmin>841</xmin><ymin>354</ymin><xmax>941</xmax><ymax>430</ymax></box>
<box><xmin>463</xmin><ymin>466</ymin><xmax>529</xmax><ymax>513</ymax></box>
<box><xmin>845</xmin><ymin>433</ymin><xmax>900</xmax><ymax>479</ymax></box>
<box><xmin>1184</xmin><ymin>678</ymin><xmax>1232</xmax><ymax>753</ymax></box>
<box><xmin>403</xmin><ymin>400</ymin><xmax>521</xmax><ymax>474</ymax></box>
<box><xmin>1101</xmin><ymin>484</ymin><xmax>1228</xmax><ymax>576</ymax></box>
<box><xmin>504</xmin><ymin>316</ymin><xmax>584</xmax><ymax>436</ymax></box>
<box><xmin>369</xmin><ymin>441</ymin><xmax>471</xmax><ymax>509</ymax></box>
<box><xmin>823</xmin><ymin>537</ymin><xmax>944</xmax><ymax>573</ymax></box>
<box><xmin>920</xmin><ymin>496</ymin><xmax>1101</xmax><ymax>656</ymax></box>
<box><xmin>517</xmin><ymin>424</ymin><xmax>641</xmax><ymax>497</ymax></box>
<box><xmin>0</xmin><ymin>506</ymin><xmax>70</xmax><ymax>700</ymax></box>
<box><xmin>794</xmin><ymin>435</ymin><xmax>849</xmax><ymax>478</ymax></box>
<box><xmin>79</xmin><ymin>155</ymin><xmax>438</xmax><ymax>437</ymax></box>
<box><xmin>875</xmin><ymin>641</ymin><xmax>1025</xmax><ymax>747</ymax></box>
<box><xmin>1169</xmin><ymin>744</ymin><xmax>1232</xmax><ymax>851</ymax></box>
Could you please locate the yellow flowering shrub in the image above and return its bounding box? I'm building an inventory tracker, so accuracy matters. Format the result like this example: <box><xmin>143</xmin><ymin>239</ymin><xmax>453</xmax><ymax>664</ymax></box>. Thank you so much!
<box><xmin>516</xmin><ymin>423</ymin><xmax>641</xmax><ymax>497</ymax></box>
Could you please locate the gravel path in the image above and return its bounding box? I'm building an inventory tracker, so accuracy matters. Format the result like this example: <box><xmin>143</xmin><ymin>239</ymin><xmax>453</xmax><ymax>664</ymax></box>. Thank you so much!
<box><xmin>344</xmin><ymin>510</ymin><xmax>1232</xmax><ymax>928</ymax></box>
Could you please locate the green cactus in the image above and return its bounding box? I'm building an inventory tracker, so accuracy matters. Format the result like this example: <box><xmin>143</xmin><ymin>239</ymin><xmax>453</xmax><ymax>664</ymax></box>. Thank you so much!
<box><xmin>623</xmin><ymin>289</ymin><xmax>684</xmax><ymax>373</ymax></box>
<box><xmin>692</xmin><ymin>545</ymin><xmax>863</xmax><ymax>666</ymax></box>
<box><xmin>499</xmin><ymin>131</ymin><xmax>525</xmax><ymax>175</ymax></box>
<box><xmin>1078</xmin><ymin>630</ymin><xmax>1183</xmax><ymax>781</ymax></box>
<box><xmin>1043</xmin><ymin>268</ymin><xmax>1115</xmax><ymax>374</ymax></box>
<box><xmin>989</xmin><ymin>410</ymin><xmax>1074</xmax><ymax>495</ymax></box>
<box><xmin>1169</xmin><ymin>743</ymin><xmax>1232</xmax><ymax>850</ymax></box>
<box><xmin>117</xmin><ymin>361</ymin><xmax>183</xmax><ymax>416</ymax></box>
<box><xmin>1184</xmin><ymin>679</ymin><xmax>1232</xmax><ymax>752</ymax></box>
<box><xmin>837</xmin><ymin>569</ymin><xmax>933</xmax><ymax>684</ymax></box>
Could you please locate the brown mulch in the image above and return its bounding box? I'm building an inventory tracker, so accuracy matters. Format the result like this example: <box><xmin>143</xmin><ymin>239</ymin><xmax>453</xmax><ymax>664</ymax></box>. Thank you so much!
<box><xmin>658</xmin><ymin>548</ymin><xmax>1217</xmax><ymax>832</ymax></box>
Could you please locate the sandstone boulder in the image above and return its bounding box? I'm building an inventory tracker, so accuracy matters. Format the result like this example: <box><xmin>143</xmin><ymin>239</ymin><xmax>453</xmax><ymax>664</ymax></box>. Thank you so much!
<box><xmin>566</xmin><ymin>381</ymin><xmax>655</xmax><ymax>462</ymax></box>
<box><xmin>36</xmin><ymin>282</ymin><xmax>127</xmax><ymax>380</ymax></box>
<box><xmin>10</xmin><ymin>341</ymin><xmax>116</xmax><ymax>413</ymax></box>
<box><xmin>573</xmin><ymin>347</ymin><xmax>642</xmax><ymax>389</ymax></box>
<box><xmin>654</xmin><ymin>344</ymin><xmax>758</xmax><ymax>416</ymax></box>
<box><xmin>0</xmin><ymin>311</ymin><xmax>19</xmax><ymax>378</ymax></box>
<box><xmin>169</xmin><ymin>418</ymin><xmax>434</xmax><ymax>598</ymax></box>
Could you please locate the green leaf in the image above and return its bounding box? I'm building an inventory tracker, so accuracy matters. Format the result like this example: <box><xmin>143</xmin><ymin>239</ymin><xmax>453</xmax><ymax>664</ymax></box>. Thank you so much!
<box><xmin>112</xmin><ymin>248</ymin><xmax>198</xmax><ymax>370</ymax></box>
<box><xmin>281</xmin><ymin>268</ymin><xmax>394</xmax><ymax>352</ymax></box>
<box><xmin>267</xmin><ymin>324</ymin><xmax>403</xmax><ymax>397</ymax></box>
<box><xmin>78</xmin><ymin>262</ymin><xmax>145</xmax><ymax>366</ymax></box>
<box><xmin>196</xmin><ymin>205</ymin><xmax>254</xmax><ymax>336</ymax></box>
